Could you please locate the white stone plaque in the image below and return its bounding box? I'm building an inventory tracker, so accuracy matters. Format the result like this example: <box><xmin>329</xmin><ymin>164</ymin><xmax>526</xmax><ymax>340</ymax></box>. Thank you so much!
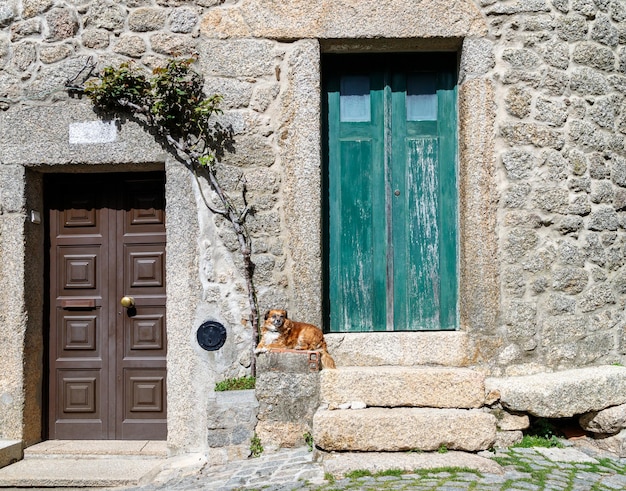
<box><xmin>69</xmin><ymin>120</ymin><xmax>117</xmax><ymax>144</ymax></box>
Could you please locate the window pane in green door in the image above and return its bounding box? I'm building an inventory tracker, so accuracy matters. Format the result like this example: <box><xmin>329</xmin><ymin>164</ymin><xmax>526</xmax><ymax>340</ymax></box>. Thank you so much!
<box><xmin>406</xmin><ymin>73</ymin><xmax>437</xmax><ymax>121</ymax></box>
<box><xmin>340</xmin><ymin>76</ymin><xmax>371</xmax><ymax>122</ymax></box>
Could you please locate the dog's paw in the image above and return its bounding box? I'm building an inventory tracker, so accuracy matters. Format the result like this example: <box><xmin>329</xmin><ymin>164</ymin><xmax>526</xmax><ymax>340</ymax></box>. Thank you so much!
<box><xmin>254</xmin><ymin>347</ymin><xmax>268</xmax><ymax>354</ymax></box>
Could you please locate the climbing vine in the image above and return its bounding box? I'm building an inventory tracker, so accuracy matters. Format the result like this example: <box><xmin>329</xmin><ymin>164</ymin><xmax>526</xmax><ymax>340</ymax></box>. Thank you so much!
<box><xmin>74</xmin><ymin>57</ymin><xmax>260</xmax><ymax>375</ymax></box>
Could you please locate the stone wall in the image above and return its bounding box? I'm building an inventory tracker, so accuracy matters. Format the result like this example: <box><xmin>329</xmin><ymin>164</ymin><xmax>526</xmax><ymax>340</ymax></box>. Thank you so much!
<box><xmin>207</xmin><ymin>389</ymin><xmax>259</xmax><ymax>465</ymax></box>
<box><xmin>484</xmin><ymin>0</ymin><xmax>626</xmax><ymax>374</ymax></box>
<box><xmin>255</xmin><ymin>350</ymin><xmax>321</xmax><ymax>450</ymax></box>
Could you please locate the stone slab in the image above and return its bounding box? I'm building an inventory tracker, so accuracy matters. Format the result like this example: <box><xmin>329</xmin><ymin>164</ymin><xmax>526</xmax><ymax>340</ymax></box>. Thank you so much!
<box><xmin>324</xmin><ymin>331</ymin><xmax>471</xmax><ymax>367</ymax></box>
<box><xmin>313</xmin><ymin>407</ymin><xmax>496</xmax><ymax>452</ymax></box>
<box><xmin>485</xmin><ymin>366</ymin><xmax>626</xmax><ymax>418</ymax></box>
<box><xmin>579</xmin><ymin>403</ymin><xmax>626</xmax><ymax>434</ymax></box>
<box><xmin>210</xmin><ymin>388</ymin><xmax>258</xmax><ymax>407</ymax></box>
<box><xmin>0</xmin><ymin>440</ymin><xmax>22</xmax><ymax>469</ymax></box>
<box><xmin>591</xmin><ymin>429</ymin><xmax>626</xmax><ymax>457</ymax></box>
<box><xmin>320</xmin><ymin>366</ymin><xmax>485</xmax><ymax>408</ymax></box>
<box><xmin>199</xmin><ymin>0</ymin><xmax>487</xmax><ymax>39</ymax></box>
<box><xmin>0</xmin><ymin>457</ymin><xmax>165</xmax><ymax>487</ymax></box>
<box><xmin>534</xmin><ymin>447</ymin><xmax>598</xmax><ymax>463</ymax></box>
<box><xmin>24</xmin><ymin>439</ymin><xmax>167</xmax><ymax>458</ymax></box>
<box><xmin>320</xmin><ymin>451</ymin><xmax>503</xmax><ymax>478</ymax></box>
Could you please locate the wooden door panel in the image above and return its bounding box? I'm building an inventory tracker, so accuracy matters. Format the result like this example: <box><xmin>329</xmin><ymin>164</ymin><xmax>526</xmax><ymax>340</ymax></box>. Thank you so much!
<box><xmin>47</xmin><ymin>172</ymin><xmax>166</xmax><ymax>440</ymax></box>
<box><xmin>124</xmin><ymin>309</ymin><xmax>166</xmax><ymax>355</ymax></box>
<box><xmin>56</xmin><ymin>311</ymin><xmax>100</xmax><ymax>357</ymax></box>
<box><xmin>394</xmin><ymin>137</ymin><xmax>441</xmax><ymax>330</ymax></box>
<box><xmin>53</xmin><ymin>369</ymin><xmax>106</xmax><ymax>438</ymax></box>
<box><xmin>125</xmin><ymin>246</ymin><xmax>165</xmax><ymax>291</ymax></box>
<box><xmin>123</xmin><ymin>178</ymin><xmax>165</xmax><ymax>218</ymax></box>
<box><xmin>117</xmin><ymin>175</ymin><xmax>167</xmax><ymax>440</ymax></box>
<box><xmin>330</xmin><ymin>139</ymin><xmax>387</xmax><ymax>332</ymax></box>
<box><xmin>49</xmin><ymin>180</ymin><xmax>109</xmax><ymax>439</ymax></box>
<box><xmin>124</xmin><ymin>371</ymin><xmax>166</xmax><ymax>414</ymax></box>
<box><xmin>58</xmin><ymin>370</ymin><xmax>100</xmax><ymax>414</ymax></box>
<box><xmin>58</xmin><ymin>249</ymin><xmax>99</xmax><ymax>292</ymax></box>
<box><xmin>121</xmin><ymin>369</ymin><xmax>166</xmax><ymax>440</ymax></box>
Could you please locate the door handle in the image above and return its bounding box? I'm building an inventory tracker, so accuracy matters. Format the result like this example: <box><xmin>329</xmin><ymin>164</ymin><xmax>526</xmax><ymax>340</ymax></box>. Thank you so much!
<box><xmin>120</xmin><ymin>296</ymin><xmax>135</xmax><ymax>308</ymax></box>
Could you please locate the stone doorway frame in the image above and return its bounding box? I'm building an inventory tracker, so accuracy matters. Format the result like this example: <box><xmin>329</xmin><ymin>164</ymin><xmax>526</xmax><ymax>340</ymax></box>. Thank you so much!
<box><xmin>281</xmin><ymin>37</ymin><xmax>500</xmax><ymax>355</ymax></box>
<box><xmin>1</xmin><ymin>148</ymin><xmax>212</xmax><ymax>453</ymax></box>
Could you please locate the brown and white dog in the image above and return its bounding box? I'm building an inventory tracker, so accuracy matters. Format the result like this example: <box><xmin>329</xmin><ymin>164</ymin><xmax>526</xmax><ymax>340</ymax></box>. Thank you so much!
<box><xmin>255</xmin><ymin>309</ymin><xmax>336</xmax><ymax>369</ymax></box>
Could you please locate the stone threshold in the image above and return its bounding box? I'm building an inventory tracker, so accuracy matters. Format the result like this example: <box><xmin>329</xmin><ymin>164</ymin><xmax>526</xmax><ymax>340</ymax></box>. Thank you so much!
<box><xmin>0</xmin><ymin>440</ymin><xmax>169</xmax><ymax>488</ymax></box>
<box><xmin>24</xmin><ymin>439</ymin><xmax>167</xmax><ymax>459</ymax></box>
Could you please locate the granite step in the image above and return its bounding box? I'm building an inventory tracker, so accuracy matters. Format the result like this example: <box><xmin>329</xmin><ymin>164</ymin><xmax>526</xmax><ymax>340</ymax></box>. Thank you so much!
<box><xmin>320</xmin><ymin>366</ymin><xmax>485</xmax><ymax>409</ymax></box>
<box><xmin>313</xmin><ymin>406</ymin><xmax>497</xmax><ymax>452</ymax></box>
<box><xmin>325</xmin><ymin>331</ymin><xmax>470</xmax><ymax>367</ymax></box>
<box><xmin>0</xmin><ymin>440</ymin><xmax>168</xmax><ymax>488</ymax></box>
<box><xmin>23</xmin><ymin>439</ymin><xmax>167</xmax><ymax>459</ymax></box>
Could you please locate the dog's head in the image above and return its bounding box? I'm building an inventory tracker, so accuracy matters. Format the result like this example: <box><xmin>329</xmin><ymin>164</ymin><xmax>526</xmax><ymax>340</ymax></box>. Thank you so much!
<box><xmin>264</xmin><ymin>309</ymin><xmax>288</xmax><ymax>332</ymax></box>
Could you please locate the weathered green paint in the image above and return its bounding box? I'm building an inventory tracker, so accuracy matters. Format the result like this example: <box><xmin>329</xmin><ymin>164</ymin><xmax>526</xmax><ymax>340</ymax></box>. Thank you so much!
<box><xmin>324</xmin><ymin>54</ymin><xmax>458</xmax><ymax>332</ymax></box>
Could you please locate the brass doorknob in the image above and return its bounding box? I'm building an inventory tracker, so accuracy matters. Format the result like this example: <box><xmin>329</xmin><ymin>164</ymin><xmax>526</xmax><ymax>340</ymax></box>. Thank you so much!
<box><xmin>120</xmin><ymin>296</ymin><xmax>135</xmax><ymax>308</ymax></box>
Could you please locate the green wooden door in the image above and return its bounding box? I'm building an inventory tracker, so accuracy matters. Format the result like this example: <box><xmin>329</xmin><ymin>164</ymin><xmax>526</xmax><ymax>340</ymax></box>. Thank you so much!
<box><xmin>324</xmin><ymin>53</ymin><xmax>458</xmax><ymax>332</ymax></box>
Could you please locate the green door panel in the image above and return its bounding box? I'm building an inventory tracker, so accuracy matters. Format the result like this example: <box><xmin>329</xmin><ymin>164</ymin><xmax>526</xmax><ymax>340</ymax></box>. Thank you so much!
<box><xmin>330</xmin><ymin>139</ymin><xmax>387</xmax><ymax>331</ymax></box>
<box><xmin>394</xmin><ymin>137</ymin><xmax>441</xmax><ymax>331</ymax></box>
<box><xmin>324</xmin><ymin>53</ymin><xmax>458</xmax><ymax>332</ymax></box>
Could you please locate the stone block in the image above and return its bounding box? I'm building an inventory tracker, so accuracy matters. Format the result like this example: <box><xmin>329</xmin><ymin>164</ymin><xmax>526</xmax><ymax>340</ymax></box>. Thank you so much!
<box><xmin>255</xmin><ymin>421</ymin><xmax>310</xmax><ymax>449</ymax></box>
<box><xmin>199</xmin><ymin>0</ymin><xmax>487</xmax><ymax>40</ymax></box>
<box><xmin>591</xmin><ymin>429</ymin><xmax>626</xmax><ymax>457</ymax></box>
<box><xmin>256</xmin><ymin>371</ymin><xmax>319</xmax><ymax>422</ymax></box>
<box><xmin>486</xmin><ymin>366</ymin><xmax>626</xmax><ymax>418</ymax></box>
<box><xmin>0</xmin><ymin>440</ymin><xmax>21</xmax><ymax>469</ymax></box>
<box><xmin>313</xmin><ymin>407</ymin><xmax>496</xmax><ymax>452</ymax></box>
<box><xmin>255</xmin><ymin>350</ymin><xmax>320</xmax><ymax>449</ymax></box>
<box><xmin>0</xmin><ymin>165</ymin><xmax>25</xmax><ymax>213</ymax></box>
<box><xmin>490</xmin><ymin>408</ymin><xmax>530</xmax><ymax>431</ymax></box>
<box><xmin>324</xmin><ymin>331</ymin><xmax>471</xmax><ymax>367</ymax></box>
<box><xmin>494</xmin><ymin>431</ymin><xmax>523</xmax><ymax>448</ymax></box>
<box><xmin>0</xmin><ymin>104</ymin><xmax>165</xmax><ymax>165</ymax></box>
<box><xmin>207</xmin><ymin>390</ymin><xmax>258</xmax><ymax>450</ymax></box>
<box><xmin>320</xmin><ymin>367</ymin><xmax>485</xmax><ymax>409</ymax></box>
<box><xmin>580</xmin><ymin>403</ymin><xmax>626</xmax><ymax>434</ymax></box>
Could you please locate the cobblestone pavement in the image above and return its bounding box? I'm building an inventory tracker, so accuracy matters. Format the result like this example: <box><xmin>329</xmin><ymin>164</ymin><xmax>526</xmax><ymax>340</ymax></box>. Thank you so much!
<box><xmin>122</xmin><ymin>441</ymin><xmax>626</xmax><ymax>491</ymax></box>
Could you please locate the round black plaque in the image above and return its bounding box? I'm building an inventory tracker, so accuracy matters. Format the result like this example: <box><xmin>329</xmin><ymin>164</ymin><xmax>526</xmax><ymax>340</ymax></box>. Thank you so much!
<box><xmin>197</xmin><ymin>320</ymin><xmax>227</xmax><ymax>351</ymax></box>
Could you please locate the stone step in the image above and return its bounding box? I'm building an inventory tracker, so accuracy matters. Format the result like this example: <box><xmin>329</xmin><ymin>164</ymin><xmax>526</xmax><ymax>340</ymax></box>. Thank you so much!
<box><xmin>321</xmin><ymin>366</ymin><xmax>485</xmax><ymax>409</ymax></box>
<box><xmin>319</xmin><ymin>450</ymin><xmax>503</xmax><ymax>478</ymax></box>
<box><xmin>325</xmin><ymin>331</ymin><xmax>470</xmax><ymax>367</ymax></box>
<box><xmin>23</xmin><ymin>439</ymin><xmax>167</xmax><ymax>459</ymax></box>
<box><xmin>313</xmin><ymin>407</ymin><xmax>496</xmax><ymax>452</ymax></box>
<box><xmin>0</xmin><ymin>440</ymin><xmax>171</xmax><ymax>487</ymax></box>
<box><xmin>0</xmin><ymin>457</ymin><xmax>166</xmax><ymax>487</ymax></box>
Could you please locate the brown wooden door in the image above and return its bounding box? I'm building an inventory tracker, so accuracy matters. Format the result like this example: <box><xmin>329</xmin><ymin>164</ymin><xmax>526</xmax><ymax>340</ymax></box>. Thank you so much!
<box><xmin>46</xmin><ymin>172</ymin><xmax>166</xmax><ymax>440</ymax></box>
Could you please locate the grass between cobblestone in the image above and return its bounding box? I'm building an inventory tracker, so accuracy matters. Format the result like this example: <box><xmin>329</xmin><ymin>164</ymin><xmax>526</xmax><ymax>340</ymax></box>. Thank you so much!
<box><xmin>246</xmin><ymin>443</ymin><xmax>626</xmax><ymax>491</ymax></box>
<box><xmin>490</xmin><ymin>447</ymin><xmax>626</xmax><ymax>491</ymax></box>
<box><xmin>321</xmin><ymin>450</ymin><xmax>624</xmax><ymax>491</ymax></box>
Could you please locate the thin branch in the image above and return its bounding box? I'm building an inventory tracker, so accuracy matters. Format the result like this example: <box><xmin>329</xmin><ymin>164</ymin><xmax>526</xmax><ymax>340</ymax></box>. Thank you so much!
<box><xmin>65</xmin><ymin>56</ymin><xmax>97</xmax><ymax>91</ymax></box>
<box><xmin>77</xmin><ymin>59</ymin><xmax>261</xmax><ymax>377</ymax></box>
<box><xmin>191</xmin><ymin>167</ymin><xmax>228</xmax><ymax>217</ymax></box>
